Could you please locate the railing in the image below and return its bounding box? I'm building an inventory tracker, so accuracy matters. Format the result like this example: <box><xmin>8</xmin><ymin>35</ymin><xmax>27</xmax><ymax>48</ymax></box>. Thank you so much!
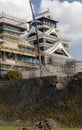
<box><xmin>0</xmin><ymin>45</ymin><xmax>38</xmax><ymax>56</ymax></box>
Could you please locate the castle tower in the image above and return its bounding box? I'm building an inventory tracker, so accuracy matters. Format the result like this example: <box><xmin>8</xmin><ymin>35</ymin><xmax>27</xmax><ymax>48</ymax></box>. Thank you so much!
<box><xmin>26</xmin><ymin>10</ymin><xmax>71</xmax><ymax>65</ymax></box>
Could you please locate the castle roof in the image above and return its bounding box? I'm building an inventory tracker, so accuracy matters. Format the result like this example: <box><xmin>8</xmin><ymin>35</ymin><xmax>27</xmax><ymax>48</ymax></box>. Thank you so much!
<box><xmin>36</xmin><ymin>10</ymin><xmax>58</xmax><ymax>23</ymax></box>
<box><xmin>45</xmin><ymin>41</ymin><xmax>71</xmax><ymax>58</ymax></box>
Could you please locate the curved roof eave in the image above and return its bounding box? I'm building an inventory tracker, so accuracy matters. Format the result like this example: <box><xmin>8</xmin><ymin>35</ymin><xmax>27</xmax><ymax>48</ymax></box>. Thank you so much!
<box><xmin>45</xmin><ymin>42</ymin><xmax>71</xmax><ymax>58</ymax></box>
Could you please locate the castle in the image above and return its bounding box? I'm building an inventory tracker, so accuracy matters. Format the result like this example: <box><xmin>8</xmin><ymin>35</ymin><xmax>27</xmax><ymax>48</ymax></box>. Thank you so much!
<box><xmin>25</xmin><ymin>10</ymin><xmax>82</xmax><ymax>77</ymax></box>
<box><xmin>0</xmin><ymin>11</ymin><xmax>82</xmax><ymax>78</ymax></box>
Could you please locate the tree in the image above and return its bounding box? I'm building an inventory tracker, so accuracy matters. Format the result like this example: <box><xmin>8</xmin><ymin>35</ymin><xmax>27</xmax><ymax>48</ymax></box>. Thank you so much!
<box><xmin>5</xmin><ymin>70</ymin><xmax>23</xmax><ymax>80</ymax></box>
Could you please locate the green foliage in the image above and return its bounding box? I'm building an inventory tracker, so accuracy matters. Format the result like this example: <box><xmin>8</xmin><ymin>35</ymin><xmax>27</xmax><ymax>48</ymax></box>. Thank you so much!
<box><xmin>53</xmin><ymin>128</ymin><xmax>82</xmax><ymax>130</ymax></box>
<box><xmin>0</xmin><ymin>126</ymin><xmax>22</xmax><ymax>130</ymax></box>
<box><xmin>4</xmin><ymin>70</ymin><xmax>23</xmax><ymax>80</ymax></box>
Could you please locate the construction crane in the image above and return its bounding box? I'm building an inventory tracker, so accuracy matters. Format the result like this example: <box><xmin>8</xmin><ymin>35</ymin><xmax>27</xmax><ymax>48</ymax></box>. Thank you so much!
<box><xmin>27</xmin><ymin>0</ymin><xmax>42</xmax><ymax>76</ymax></box>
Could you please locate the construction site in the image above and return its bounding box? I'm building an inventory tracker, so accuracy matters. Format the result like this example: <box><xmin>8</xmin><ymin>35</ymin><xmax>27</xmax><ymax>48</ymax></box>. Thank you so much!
<box><xmin>0</xmin><ymin>11</ymin><xmax>82</xmax><ymax>79</ymax></box>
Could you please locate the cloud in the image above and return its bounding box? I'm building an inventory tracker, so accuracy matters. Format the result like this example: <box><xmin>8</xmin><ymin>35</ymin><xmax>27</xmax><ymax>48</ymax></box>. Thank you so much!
<box><xmin>0</xmin><ymin>0</ymin><xmax>32</xmax><ymax>20</ymax></box>
<box><xmin>40</xmin><ymin>0</ymin><xmax>82</xmax><ymax>58</ymax></box>
<box><xmin>40</xmin><ymin>0</ymin><xmax>82</xmax><ymax>41</ymax></box>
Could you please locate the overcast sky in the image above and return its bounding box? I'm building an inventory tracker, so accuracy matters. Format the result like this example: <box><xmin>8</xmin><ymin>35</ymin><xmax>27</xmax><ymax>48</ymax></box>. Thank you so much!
<box><xmin>0</xmin><ymin>0</ymin><xmax>82</xmax><ymax>60</ymax></box>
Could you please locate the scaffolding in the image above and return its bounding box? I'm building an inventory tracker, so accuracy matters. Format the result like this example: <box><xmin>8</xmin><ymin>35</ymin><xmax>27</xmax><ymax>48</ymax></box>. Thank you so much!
<box><xmin>0</xmin><ymin>12</ymin><xmax>39</xmax><ymax>78</ymax></box>
<box><xmin>0</xmin><ymin>12</ymin><xmax>27</xmax><ymax>29</ymax></box>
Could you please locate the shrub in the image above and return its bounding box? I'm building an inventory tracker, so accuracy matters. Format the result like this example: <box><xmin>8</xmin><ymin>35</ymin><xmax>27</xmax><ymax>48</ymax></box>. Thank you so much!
<box><xmin>4</xmin><ymin>70</ymin><xmax>23</xmax><ymax>80</ymax></box>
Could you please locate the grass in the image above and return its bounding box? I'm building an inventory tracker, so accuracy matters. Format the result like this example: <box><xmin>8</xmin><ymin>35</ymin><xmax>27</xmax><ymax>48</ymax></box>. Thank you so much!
<box><xmin>0</xmin><ymin>127</ymin><xmax>82</xmax><ymax>130</ymax></box>
<box><xmin>53</xmin><ymin>128</ymin><xmax>82</xmax><ymax>130</ymax></box>
<box><xmin>0</xmin><ymin>126</ymin><xmax>22</xmax><ymax>130</ymax></box>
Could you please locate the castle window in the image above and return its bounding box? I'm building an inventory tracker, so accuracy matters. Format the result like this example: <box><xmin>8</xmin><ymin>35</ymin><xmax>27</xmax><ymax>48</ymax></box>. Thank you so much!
<box><xmin>40</xmin><ymin>46</ymin><xmax>49</xmax><ymax>51</ymax></box>
<box><xmin>46</xmin><ymin>39</ymin><xmax>53</xmax><ymax>44</ymax></box>
<box><xmin>50</xmin><ymin>33</ymin><xmax>58</xmax><ymax>37</ymax></box>
<box><xmin>39</xmin><ymin>38</ymin><xmax>44</xmax><ymax>43</ymax></box>
<box><xmin>28</xmin><ymin>32</ymin><xmax>36</xmax><ymax>37</ymax></box>
<box><xmin>39</xmin><ymin>28</ymin><xmax>48</xmax><ymax>32</ymax></box>
<box><xmin>40</xmin><ymin>46</ymin><xmax>44</xmax><ymax>51</ymax></box>
<box><xmin>63</xmin><ymin>44</ymin><xmax>68</xmax><ymax>47</ymax></box>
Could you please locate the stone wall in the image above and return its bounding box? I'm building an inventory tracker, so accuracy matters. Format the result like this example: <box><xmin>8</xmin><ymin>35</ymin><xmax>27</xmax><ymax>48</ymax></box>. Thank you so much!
<box><xmin>0</xmin><ymin>73</ymin><xmax>82</xmax><ymax>127</ymax></box>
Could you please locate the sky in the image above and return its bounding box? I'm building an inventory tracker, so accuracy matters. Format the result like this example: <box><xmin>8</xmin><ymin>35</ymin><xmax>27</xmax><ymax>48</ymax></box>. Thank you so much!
<box><xmin>0</xmin><ymin>0</ymin><xmax>82</xmax><ymax>60</ymax></box>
